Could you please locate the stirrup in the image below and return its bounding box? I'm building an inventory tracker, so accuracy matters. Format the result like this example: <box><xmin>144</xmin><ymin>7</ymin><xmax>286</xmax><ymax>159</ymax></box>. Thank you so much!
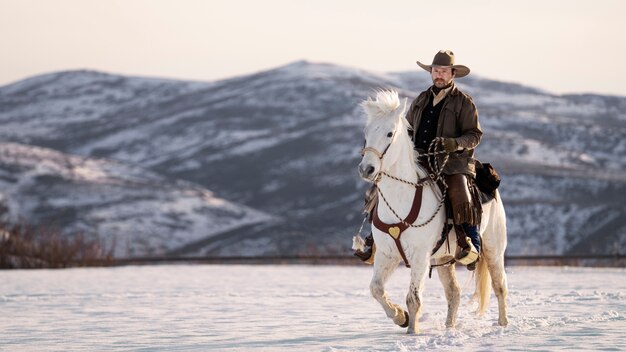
<box><xmin>456</xmin><ymin>239</ymin><xmax>479</xmax><ymax>266</ymax></box>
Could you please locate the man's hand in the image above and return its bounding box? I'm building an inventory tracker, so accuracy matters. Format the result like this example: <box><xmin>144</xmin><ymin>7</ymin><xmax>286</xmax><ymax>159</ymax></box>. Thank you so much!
<box><xmin>443</xmin><ymin>138</ymin><xmax>458</xmax><ymax>153</ymax></box>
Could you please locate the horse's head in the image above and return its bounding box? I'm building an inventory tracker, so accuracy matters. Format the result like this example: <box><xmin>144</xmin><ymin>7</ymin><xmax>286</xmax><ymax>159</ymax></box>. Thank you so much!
<box><xmin>358</xmin><ymin>90</ymin><xmax>410</xmax><ymax>182</ymax></box>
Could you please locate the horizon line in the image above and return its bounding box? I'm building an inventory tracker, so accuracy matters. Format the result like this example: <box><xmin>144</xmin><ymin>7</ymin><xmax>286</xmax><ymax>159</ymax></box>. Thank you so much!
<box><xmin>2</xmin><ymin>60</ymin><xmax>624</xmax><ymax>98</ymax></box>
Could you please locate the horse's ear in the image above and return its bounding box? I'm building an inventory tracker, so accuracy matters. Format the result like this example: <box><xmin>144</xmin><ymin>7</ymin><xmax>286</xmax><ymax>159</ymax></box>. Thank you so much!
<box><xmin>401</xmin><ymin>98</ymin><xmax>412</xmax><ymax>128</ymax></box>
<box><xmin>400</xmin><ymin>97</ymin><xmax>408</xmax><ymax>116</ymax></box>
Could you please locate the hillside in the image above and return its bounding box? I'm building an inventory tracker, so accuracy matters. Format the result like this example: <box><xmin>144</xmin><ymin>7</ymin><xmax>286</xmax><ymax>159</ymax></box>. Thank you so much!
<box><xmin>0</xmin><ymin>61</ymin><xmax>624</xmax><ymax>256</ymax></box>
<box><xmin>0</xmin><ymin>142</ymin><xmax>274</xmax><ymax>257</ymax></box>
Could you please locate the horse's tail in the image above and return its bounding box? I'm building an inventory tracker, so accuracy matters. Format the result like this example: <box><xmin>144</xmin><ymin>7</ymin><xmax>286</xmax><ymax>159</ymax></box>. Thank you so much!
<box><xmin>475</xmin><ymin>189</ymin><xmax>506</xmax><ymax>316</ymax></box>
<box><xmin>475</xmin><ymin>253</ymin><xmax>491</xmax><ymax>316</ymax></box>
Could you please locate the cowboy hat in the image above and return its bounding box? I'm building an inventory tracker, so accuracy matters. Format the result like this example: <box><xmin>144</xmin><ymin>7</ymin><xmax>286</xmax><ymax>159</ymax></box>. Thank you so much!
<box><xmin>416</xmin><ymin>50</ymin><xmax>470</xmax><ymax>78</ymax></box>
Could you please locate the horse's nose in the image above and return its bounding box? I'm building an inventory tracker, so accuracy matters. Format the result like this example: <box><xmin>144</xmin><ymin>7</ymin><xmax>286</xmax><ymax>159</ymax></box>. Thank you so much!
<box><xmin>359</xmin><ymin>163</ymin><xmax>375</xmax><ymax>178</ymax></box>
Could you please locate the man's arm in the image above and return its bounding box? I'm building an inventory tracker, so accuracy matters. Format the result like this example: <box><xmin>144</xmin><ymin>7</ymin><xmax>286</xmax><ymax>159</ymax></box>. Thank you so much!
<box><xmin>454</xmin><ymin>95</ymin><xmax>482</xmax><ymax>150</ymax></box>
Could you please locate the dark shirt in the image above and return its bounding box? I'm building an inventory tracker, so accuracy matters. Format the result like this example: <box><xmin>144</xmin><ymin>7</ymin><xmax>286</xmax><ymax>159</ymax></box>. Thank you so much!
<box><xmin>414</xmin><ymin>93</ymin><xmax>447</xmax><ymax>151</ymax></box>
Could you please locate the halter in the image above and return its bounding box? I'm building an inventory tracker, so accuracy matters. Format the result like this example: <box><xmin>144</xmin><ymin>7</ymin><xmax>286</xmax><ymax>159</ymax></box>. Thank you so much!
<box><xmin>360</xmin><ymin>136</ymin><xmax>393</xmax><ymax>159</ymax></box>
<box><xmin>360</xmin><ymin>129</ymin><xmax>396</xmax><ymax>179</ymax></box>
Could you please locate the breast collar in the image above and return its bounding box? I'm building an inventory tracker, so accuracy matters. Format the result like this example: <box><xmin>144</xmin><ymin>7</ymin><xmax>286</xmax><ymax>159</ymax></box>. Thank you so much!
<box><xmin>372</xmin><ymin>186</ymin><xmax>424</xmax><ymax>268</ymax></box>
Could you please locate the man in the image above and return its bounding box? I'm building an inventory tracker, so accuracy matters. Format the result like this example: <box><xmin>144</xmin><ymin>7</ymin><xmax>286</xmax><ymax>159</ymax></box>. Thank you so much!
<box><xmin>356</xmin><ymin>49</ymin><xmax>482</xmax><ymax>269</ymax></box>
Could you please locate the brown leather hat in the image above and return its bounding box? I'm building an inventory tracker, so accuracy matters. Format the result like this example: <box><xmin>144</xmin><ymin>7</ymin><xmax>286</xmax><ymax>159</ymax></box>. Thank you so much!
<box><xmin>416</xmin><ymin>50</ymin><xmax>470</xmax><ymax>78</ymax></box>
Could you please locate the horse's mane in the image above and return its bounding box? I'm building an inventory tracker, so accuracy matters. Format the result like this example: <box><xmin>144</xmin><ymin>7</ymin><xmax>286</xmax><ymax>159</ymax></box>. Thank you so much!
<box><xmin>372</xmin><ymin>89</ymin><xmax>401</xmax><ymax>113</ymax></box>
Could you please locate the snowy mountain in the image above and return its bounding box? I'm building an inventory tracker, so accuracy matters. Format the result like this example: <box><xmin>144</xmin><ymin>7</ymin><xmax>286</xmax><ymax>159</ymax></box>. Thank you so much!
<box><xmin>0</xmin><ymin>61</ymin><xmax>624</xmax><ymax>257</ymax></box>
<box><xmin>0</xmin><ymin>142</ymin><xmax>274</xmax><ymax>257</ymax></box>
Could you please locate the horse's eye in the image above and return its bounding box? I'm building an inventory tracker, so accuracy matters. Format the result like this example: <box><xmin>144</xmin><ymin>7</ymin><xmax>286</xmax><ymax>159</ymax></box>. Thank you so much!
<box><xmin>387</xmin><ymin>132</ymin><xmax>393</xmax><ymax>138</ymax></box>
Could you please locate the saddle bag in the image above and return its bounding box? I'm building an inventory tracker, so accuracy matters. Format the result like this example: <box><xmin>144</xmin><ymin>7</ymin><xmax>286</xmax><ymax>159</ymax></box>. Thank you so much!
<box><xmin>474</xmin><ymin>160</ymin><xmax>501</xmax><ymax>197</ymax></box>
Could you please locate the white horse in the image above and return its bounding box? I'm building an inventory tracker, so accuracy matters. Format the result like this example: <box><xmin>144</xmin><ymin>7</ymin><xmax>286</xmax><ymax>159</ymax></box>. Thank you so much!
<box><xmin>356</xmin><ymin>90</ymin><xmax>508</xmax><ymax>334</ymax></box>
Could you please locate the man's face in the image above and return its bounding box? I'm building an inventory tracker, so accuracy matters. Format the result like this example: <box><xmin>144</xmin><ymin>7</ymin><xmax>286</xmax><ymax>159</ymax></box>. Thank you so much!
<box><xmin>431</xmin><ymin>66</ymin><xmax>454</xmax><ymax>88</ymax></box>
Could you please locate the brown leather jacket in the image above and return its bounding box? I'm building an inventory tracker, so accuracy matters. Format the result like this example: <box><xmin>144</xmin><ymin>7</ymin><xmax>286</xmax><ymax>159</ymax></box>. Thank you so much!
<box><xmin>405</xmin><ymin>82</ymin><xmax>482</xmax><ymax>177</ymax></box>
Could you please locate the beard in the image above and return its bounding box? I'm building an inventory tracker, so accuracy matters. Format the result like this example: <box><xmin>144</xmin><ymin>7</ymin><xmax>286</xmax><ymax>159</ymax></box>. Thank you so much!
<box><xmin>433</xmin><ymin>78</ymin><xmax>450</xmax><ymax>88</ymax></box>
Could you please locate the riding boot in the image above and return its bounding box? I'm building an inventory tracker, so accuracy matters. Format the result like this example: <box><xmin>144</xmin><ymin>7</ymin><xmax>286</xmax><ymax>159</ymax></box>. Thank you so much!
<box><xmin>455</xmin><ymin>224</ymin><xmax>479</xmax><ymax>267</ymax></box>
<box><xmin>460</xmin><ymin>223</ymin><xmax>481</xmax><ymax>270</ymax></box>
<box><xmin>354</xmin><ymin>233</ymin><xmax>375</xmax><ymax>263</ymax></box>
<box><xmin>354</xmin><ymin>185</ymin><xmax>378</xmax><ymax>264</ymax></box>
<box><xmin>463</xmin><ymin>223</ymin><xmax>481</xmax><ymax>254</ymax></box>
<box><xmin>446</xmin><ymin>173</ymin><xmax>481</xmax><ymax>269</ymax></box>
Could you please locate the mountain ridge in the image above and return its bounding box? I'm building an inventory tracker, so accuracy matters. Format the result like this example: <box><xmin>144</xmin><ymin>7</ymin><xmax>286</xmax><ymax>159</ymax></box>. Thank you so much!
<box><xmin>1</xmin><ymin>61</ymin><xmax>624</xmax><ymax>257</ymax></box>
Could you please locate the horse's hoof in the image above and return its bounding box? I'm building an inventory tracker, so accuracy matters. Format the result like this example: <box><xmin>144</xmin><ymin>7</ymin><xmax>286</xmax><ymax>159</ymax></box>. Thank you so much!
<box><xmin>399</xmin><ymin>311</ymin><xmax>409</xmax><ymax>328</ymax></box>
<box><xmin>498</xmin><ymin>317</ymin><xmax>509</xmax><ymax>327</ymax></box>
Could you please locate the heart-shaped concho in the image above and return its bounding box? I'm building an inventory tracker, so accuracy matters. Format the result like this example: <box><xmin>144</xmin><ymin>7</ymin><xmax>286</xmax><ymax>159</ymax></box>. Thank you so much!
<box><xmin>388</xmin><ymin>226</ymin><xmax>401</xmax><ymax>239</ymax></box>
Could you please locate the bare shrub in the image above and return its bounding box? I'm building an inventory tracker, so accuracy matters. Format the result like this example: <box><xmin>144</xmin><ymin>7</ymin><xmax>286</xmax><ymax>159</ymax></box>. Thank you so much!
<box><xmin>0</xmin><ymin>220</ymin><xmax>114</xmax><ymax>269</ymax></box>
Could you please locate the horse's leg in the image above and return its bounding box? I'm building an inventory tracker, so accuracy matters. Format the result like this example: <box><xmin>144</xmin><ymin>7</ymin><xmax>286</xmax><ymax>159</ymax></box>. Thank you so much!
<box><xmin>406</xmin><ymin>258</ymin><xmax>429</xmax><ymax>334</ymax></box>
<box><xmin>484</xmin><ymin>249</ymin><xmax>508</xmax><ymax>326</ymax></box>
<box><xmin>370</xmin><ymin>255</ymin><xmax>407</xmax><ymax>327</ymax></box>
<box><xmin>436</xmin><ymin>260</ymin><xmax>460</xmax><ymax>328</ymax></box>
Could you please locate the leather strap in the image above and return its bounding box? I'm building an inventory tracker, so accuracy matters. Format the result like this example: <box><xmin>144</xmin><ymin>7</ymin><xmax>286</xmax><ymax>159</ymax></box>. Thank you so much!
<box><xmin>372</xmin><ymin>186</ymin><xmax>423</xmax><ymax>267</ymax></box>
<box><xmin>431</xmin><ymin>223</ymin><xmax>454</xmax><ymax>256</ymax></box>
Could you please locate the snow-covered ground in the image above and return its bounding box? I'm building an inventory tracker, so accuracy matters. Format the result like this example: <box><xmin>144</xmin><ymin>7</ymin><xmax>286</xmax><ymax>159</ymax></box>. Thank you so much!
<box><xmin>1</xmin><ymin>265</ymin><xmax>624</xmax><ymax>351</ymax></box>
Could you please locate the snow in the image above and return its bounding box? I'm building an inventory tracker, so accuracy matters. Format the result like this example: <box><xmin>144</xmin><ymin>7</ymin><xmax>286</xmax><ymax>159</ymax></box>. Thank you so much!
<box><xmin>545</xmin><ymin>101</ymin><xmax>610</xmax><ymax>116</ymax></box>
<box><xmin>0</xmin><ymin>143</ymin><xmax>275</xmax><ymax>257</ymax></box>
<box><xmin>277</xmin><ymin>61</ymin><xmax>399</xmax><ymax>87</ymax></box>
<box><xmin>1</xmin><ymin>265</ymin><xmax>624</xmax><ymax>351</ymax></box>
<box><xmin>480</xmin><ymin>92</ymin><xmax>560</xmax><ymax>107</ymax></box>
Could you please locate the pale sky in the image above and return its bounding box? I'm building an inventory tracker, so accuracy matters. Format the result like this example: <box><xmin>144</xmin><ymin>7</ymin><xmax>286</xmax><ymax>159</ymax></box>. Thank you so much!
<box><xmin>1</xmin><ymin>0</ymin><xmax>625</xmax><ymax>96</ymax></box>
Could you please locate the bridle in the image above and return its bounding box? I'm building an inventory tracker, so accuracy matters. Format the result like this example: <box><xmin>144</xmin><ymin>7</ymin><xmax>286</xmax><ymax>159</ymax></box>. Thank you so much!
<box><xmin>360</xmin><ymin>133</ymin><xmax>394</xmax><ymax>164</ymax></box>
<box><xmin>360</xmin><ymin>145</ymin><xmax>387</xmax><ymax>160</ymax></box>
<box><xmin>360</xmin><ymin>127</ymin><xmax>397</xmax><ymax>181</ymax></box>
